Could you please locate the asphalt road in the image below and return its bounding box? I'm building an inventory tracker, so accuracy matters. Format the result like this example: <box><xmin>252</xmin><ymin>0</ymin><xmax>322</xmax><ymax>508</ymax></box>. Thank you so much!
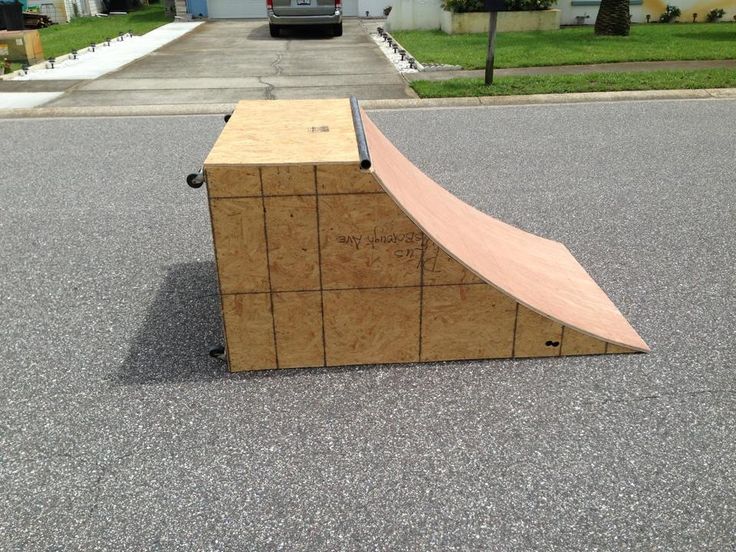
<box><xmin>45</xmin><ymin>20</ymin><xmax>412</xmax><ymax>108</ymax></box>
<box><xmin>1</xmin><ymin>100</ymin><xmax>735</xmax><ymax>550</ymax></box>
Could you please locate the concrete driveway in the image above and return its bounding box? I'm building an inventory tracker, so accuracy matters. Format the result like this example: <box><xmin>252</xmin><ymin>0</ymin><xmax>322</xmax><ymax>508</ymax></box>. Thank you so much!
<box><xmin>47</xmin><ymin>20</ymin><xmax>413</xmax><ymax>107</ymax></box>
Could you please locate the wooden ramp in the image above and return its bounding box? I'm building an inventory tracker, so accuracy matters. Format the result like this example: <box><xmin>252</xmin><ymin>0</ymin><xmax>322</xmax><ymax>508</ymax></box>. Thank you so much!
<box><xmin>201</xmin><ymin>99</ymin><xmax>648</xmax><ymax>372</ymax></box>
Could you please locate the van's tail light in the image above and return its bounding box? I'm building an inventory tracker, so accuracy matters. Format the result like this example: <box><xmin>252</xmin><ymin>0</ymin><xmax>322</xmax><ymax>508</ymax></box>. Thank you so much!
<box><xmin>335</xmin><ymin>0</ymin><xmax>341</xmax><ymax>8</ymax></box>
<box><xmin>267</xmin><ymin>0</ymin><xmax>273</xmax><ymax>8</ymax></box>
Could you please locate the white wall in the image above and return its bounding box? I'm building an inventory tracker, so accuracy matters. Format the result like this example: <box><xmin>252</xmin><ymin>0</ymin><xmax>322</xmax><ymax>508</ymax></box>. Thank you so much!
<box><xmin>385</xmin><ymin>0</ymin><xmax>442</xmax><ymax>30</ymax></box>
<box><xmin>358</xmin><ymin>0</ymin><xmax>390</xmax><ymax>18</ymax></box>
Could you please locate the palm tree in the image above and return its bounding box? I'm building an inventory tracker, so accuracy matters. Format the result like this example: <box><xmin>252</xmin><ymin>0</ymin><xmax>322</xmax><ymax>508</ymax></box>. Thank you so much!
<box><xmin>594</xmin><ymin>0</ymin><xmax>630</xmax><ymax>35</ymax></box>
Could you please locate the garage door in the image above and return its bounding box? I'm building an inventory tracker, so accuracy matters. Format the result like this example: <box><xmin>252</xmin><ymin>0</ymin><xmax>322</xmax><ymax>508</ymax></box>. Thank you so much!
<box><xmin>207</xmin><ymin>0</ymin><xmax>267</xmax><ymax>18</ymax></box>
<box><xmin>343</xmin><ymin>0</ymin><xmax>357</xmax><ymax>16</ymax></box>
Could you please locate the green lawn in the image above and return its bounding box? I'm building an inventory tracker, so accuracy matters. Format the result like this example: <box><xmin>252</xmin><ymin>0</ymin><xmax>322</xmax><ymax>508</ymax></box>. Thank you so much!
<box><xmin>410</xmin><ymin>68</ymin><xmax>736</xmax><ymax>97</ymax></box>
<box><xmin>392</xmin><ymin>24</ymin><xmax>736</xmax><ymax>69</ymax></box>
<box><xmin>37</xmin><ymin>4</ymin><xmax>170</xmax><ymax>60</ymax></box>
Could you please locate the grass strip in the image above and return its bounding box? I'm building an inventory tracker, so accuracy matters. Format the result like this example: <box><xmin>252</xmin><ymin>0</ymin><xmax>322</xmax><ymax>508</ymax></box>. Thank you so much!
<box><xmin>392</xmin><ymin>24</ymin><xmax>736</xmax><ymax>69</ymax></box>
<box><xmin>37</xmin><ymin>5</ymin><xmax>170</xmax><ymax>60</ymax></box>
<box><xmin>410</xmin><ymin>68</ymin><xmax>736</xmax><ymax>97</ymax></box>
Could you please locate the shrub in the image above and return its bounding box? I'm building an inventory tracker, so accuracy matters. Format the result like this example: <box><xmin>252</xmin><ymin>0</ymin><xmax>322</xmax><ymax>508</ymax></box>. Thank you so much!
<box><xmin>442</xmin><ymin>0</ymin><xmax>555</xmax><ymax>12</ymax></box>
<box><xmin>659</xmin><ymin>4</ymin><xmax>681</xmax><ymax>22</ymax></box>
<box><xmin>706</xmin><ymin>8</ymin><xmax>725</xmax><ymax>22</ymax></box>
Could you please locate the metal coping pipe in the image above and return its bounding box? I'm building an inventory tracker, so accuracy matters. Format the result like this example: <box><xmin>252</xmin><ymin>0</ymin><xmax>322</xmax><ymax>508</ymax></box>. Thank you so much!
<box><xmin>349</xmin><ymin>96</ymin><xmax>372</xmax><ymax>171</ymax></box>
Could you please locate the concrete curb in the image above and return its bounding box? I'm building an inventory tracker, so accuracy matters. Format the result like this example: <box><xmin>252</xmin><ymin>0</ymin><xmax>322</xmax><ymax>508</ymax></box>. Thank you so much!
<box><xmin>0</xmin><ymin>103</ymin><xmax>237</xmax><ymax>119</ymax></box>
<box><xmin>1</xmin><ymin>88</ymin><xmax>735</xmax><ymax>118</ymax></box>
<box><xmin>362</xmin><ymin>88</ymin><xmax>736</xmax><ymax>109</ymax></box>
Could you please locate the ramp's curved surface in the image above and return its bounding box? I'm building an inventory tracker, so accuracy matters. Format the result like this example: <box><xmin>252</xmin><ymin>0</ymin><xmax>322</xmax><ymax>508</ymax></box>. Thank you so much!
<box><xmin>362</xmin><ymin>112</ymin><xmax>649</xmax><ymax>353</ymax></box>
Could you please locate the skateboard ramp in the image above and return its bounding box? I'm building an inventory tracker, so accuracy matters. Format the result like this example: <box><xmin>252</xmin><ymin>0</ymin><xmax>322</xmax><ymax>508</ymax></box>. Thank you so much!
<box><xmin>199</xmin><ymin>98</ymin><xmax>648</xmax><ymax>372</ymax></box>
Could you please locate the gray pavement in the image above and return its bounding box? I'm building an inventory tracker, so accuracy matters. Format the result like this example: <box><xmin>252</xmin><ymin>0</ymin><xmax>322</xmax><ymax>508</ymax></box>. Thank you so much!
<box><xmin>45</xmin><ymin>20</ymin><xmax>413</xmax><ymax>107</ymax></box>
<box><xmin>1</xmin><ymin>100</ymin><xmax>735</xmax><ymax>550</ymax></box>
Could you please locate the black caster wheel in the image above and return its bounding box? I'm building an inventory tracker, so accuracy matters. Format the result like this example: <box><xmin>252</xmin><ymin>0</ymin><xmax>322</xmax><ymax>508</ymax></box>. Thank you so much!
<box><xmin>187</xmin><ymin>172</ymin><xmax>204</xmax><ymax>188</ymax></box>
<box><xmin>209</xmin><ymin>345</ymin><xmax>226</xmax><ymax>361</ymax></box>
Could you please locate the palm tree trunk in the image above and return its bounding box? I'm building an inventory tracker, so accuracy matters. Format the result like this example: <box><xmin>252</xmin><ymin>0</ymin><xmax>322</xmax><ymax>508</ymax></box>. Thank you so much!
<box><xmin>594</xmin><ymin>0</ymin><xmax>630</xmax><ymax>36</ymax></box>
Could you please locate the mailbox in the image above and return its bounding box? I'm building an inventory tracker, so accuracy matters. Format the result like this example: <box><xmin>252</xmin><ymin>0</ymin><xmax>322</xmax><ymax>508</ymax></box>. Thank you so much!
<box><xmin>484</xmin><ymin>0</ymin><xmax>508</xmax><ymax>10</ymax></box>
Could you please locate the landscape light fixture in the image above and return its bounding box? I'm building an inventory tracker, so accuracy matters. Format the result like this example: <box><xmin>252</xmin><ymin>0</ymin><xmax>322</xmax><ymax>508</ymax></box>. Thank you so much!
<box><xmin>22</xmin><ymin>64</ymin><xmax>29</xmax><ymax>74</ymax></box>
<box><xmin>90</xmin><ymin>42</ymin><xmax>96</xmax><ymax>51</ymax></box>
<box><xmin>105</xmin><ymin>37</ymin><xmax>111</xmax><ymax>46</ymax></box>
<box><xmin>47</xmin><ymin>57</ymin><xmax>55</xmax><ymax>69</ymax></box>
<box><xmin>71</xmin><ymin>49</ymin><xmax>78</xmax><ymax>59</ymax></box>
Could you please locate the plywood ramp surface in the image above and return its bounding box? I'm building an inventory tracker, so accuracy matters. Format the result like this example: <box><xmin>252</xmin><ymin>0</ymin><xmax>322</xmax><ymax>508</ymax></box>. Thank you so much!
<box><xmin>362</xmin><ymin>112</ymin><xmax>649</xmax><ymax>353</ymax></box>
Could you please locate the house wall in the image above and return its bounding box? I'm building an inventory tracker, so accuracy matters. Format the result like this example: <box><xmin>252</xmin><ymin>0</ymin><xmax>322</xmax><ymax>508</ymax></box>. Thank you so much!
<box><xmin>386</xmin><ymin>0</ymin><xmax>736</xmax><ymax>30</ymax></box>
<box><xmin>359</xmin><ymin>0</ymin><xmax>391</xmax><ymax>17</ymax></box>
<box><xmin>562</xmin><ymin>0</ymin><xmax>736</xmax><ymax>24</ymax></box>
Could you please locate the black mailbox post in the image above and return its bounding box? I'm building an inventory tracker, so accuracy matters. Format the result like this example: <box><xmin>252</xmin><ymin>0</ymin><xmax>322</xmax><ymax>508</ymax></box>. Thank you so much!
<box><xmin>483</xmin><ymin>0</ymin><xmax>508</xmax><ymax>84</ymax></box>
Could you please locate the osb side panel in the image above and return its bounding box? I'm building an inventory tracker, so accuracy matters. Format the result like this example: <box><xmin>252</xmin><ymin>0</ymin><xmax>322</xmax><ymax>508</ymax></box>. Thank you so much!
<box><xmin>323</xmin><ymin>288</ymin><xmax>421</xmax><ymax>366</ymax></box>
<box><xmin>264</xmin><ymin>195</ymin><xmax>320</xmax><ymax>292</ymax></box>
<box><xmin>272</xmin><ymin>292</ymin><xmax>325</xmax><ymax>369</ymax></box>
<box><xmin>222</xmin><ymin>294</ymin><xmax>276</xmax><ymax>371</ymax></box>
<box><xmin>262</xmin><ymin>166</ymin><xmax>315</xmax><ymax>196</ymax></box>
<box><xmin>206</xmin><ymin>166</ymin><xmax>261</xmax><ymax>198</ymax></box>
<box><xmin>421</xmin><ymin>285</ymin><xmax>516</xmax><ymax>361</ymax></box>
<box><xmin>561</xmin><ymin>327</ymin><xmax>607</xmax><ymax>356</ymax></box>
<box><xmin>607</xmin><ymin>343</ymin><xmax>636</xmax><ymax>354</ymax></box>
<box><xmin>317</xmin><ymin>165</ymin><xmax>383</xmax><ymax>194</ymax></box>
<box><xmin>210</xmin><ymin>198</ymin><xmax>269</xmax><ymax>294</ymax></box>
<box><xmin>423</xmin><ymin>238</ymin><xmax>484</xmax><ymax>286</ymax></box>
<box><xmin>514</xmin><ymin>305</ymin><xmax>563</xmax><ymax>358</ymax></box>
<box><xmin>319</xmin><ymin>193</ymin><xmax>423</xmax><ymax>289</ymax></box>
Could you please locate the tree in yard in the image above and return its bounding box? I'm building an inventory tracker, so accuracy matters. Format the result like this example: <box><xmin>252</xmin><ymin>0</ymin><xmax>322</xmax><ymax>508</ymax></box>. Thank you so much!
<box><xmin>594</xmin><ymin>0</ymin><xmax>630</xmax><ymax>36</ymax></box>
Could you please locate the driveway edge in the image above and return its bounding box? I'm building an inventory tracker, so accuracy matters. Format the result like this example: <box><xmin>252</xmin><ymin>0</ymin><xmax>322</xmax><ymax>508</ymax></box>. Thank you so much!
<box><xmin>1</xmin><ymin>88</ymin><xmax>735</xmax><ymax>118</ymax></box>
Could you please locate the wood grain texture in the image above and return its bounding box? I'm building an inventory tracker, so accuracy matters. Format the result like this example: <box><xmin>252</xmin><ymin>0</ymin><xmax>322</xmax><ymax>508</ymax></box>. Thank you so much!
<box><xmin>206</xmin><ymin>166</ymin><xmax>261</xmax><ymax>198</ymax></box>
<box><xmin>319</xmin><ymin>193</ymin><xmax>423</xmax><ymax>289</ymax></box>
<box><xmin>363</xmin><ymin>111</ymin><xmax>649</xmax><ymax>353</ymax></box>
<box><xmin>421</xmin><ymin>285</ymin><xmax>516</xmax><ymax>361</ymax></box>
<box><xmin>423</xmin><ymin>238</ymin><xmax>484</xmax><ymax>286</ymax></box>
<box><xmin>262</xmin><ymin>166</ymin><xmax>316</xmax><ymax>196</ymax></box>
<box><xmin>317</xmin><ymin>165</ymin><xmax>383</xmax><ymax>194</ymax></box>
<box><xmin>221</xmin><ymin>293</ymin><xmax>276</xmax><ymax>371</ymax></box>
<box><xmin>514</xmin><ymin>305</ymin><xmax>563</xmax><ymax>358</ymax></box>
<box><xmin>561</xmin><ymin>327</ymin><xmax>607</xmax><ymax>356</ymax></box>
<box><xmin>210</xmin><ymin>198</ymin><xmax>269</xmax><ymax>294</ymax></box>
<box><xmin>205</xmin><ymin>99</ymin><xmax>361</xmax><ymax>167</ymax></box>
<box><xmin>272</xmin><ymin>292</ymin><xmax>325</xmax><ymax>368</ymax></box>
<box><xmin>323</xmin><ymin>288</ymin><xmax>421</xmax><ymax>366</ymax></box>
<box><xmin>264</xmin><ymin>195</ymin><xmax>320</xmax><ymax>291</ymax></box>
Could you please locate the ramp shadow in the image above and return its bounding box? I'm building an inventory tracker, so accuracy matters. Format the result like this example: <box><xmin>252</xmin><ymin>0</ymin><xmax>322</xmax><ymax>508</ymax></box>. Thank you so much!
<box><xmin>117</xmin><ymin>261</ymin><xmax>228</xmax><ymax>385</ymax></box>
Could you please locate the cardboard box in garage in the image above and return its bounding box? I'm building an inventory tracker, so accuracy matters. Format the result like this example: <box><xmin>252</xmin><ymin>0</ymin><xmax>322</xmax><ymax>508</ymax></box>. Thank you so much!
<box><xmin>0</xmin><ymin>29</ymin><xmax>44</xmax><ymax>64</ymax></box>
